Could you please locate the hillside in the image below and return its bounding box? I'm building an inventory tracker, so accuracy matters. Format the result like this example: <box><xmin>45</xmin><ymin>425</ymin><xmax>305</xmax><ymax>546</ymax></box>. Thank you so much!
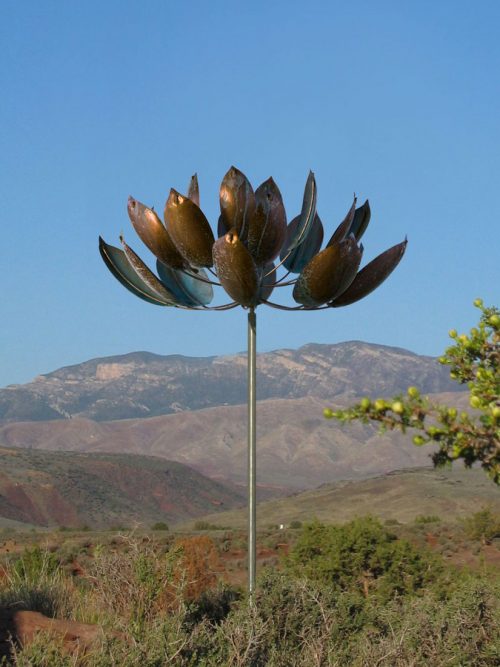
<box><xmin>0</xmin><ymin>446</ymin><xmax>244</xmax><ymax>529</ymax></box>
<box><xmin>188</xmin><ymin>466</ymin><xmax>500</xmax><ymax>529</ymax></box>
<box><xmin>0</xmin><ymin>342</ymin><xmax>457</xmax><ymax>422</ymax></box>
<box><xmin>0</xmin><ymin>393</ymin><xmax>471</xmax><ymax>492</ymax></box>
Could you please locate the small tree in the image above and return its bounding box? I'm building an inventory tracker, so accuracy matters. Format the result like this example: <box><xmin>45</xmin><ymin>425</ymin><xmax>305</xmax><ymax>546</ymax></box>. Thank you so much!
<box><xmin>324</xmin><ymin>300</ymin><xmax>500</xmax><ymax>483</ymax></box>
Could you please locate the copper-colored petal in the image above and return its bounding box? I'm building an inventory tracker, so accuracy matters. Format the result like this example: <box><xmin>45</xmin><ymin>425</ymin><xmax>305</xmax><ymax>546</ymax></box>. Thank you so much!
<box><xmin>293</xmin><ymin>237</ymin><xmax>362</xmax><ymax>307</ymax></box>
<box><xmin>164</xmin><ymin>189</ymin><xmax>215</xmax><ymax>267</ymax></box>
<box><xmin>258</xmin><ymin>262</ymin><xmax>276</xmax><ymax>302</ymax></box>
<box><xmin>219</xmin><ymin>166</ymin><xmax>256</xmax><ymax>241</ymax></box>
<box><xmin>217</xmin><ymin>214</ymin><xmax>226</xmax><ymax>238</ymax></box>
<box><xmin>282</xmin><ymin>171</ymin><xmax>317</xmax><ymax>255</ymax></box>
<box><xmin>120</xmin><ymin>236</ymin><xmax>180</xmax><ymax>304</ymax></box>
<box><xmin>127</xmin><ymin>197</ymin><xmax>185</xmax><ymax>269</ymax></box>
<box><xmin>212</xmin><ymin>230</ymin><xmax>260</xmax><ymax>307</ymax></box>
<box><xmin>187</xmin><ymin>173</ymin><xmax>200</xmax><ymax>207</ymax></box>
<box><xmin>98</xmin><ymin>237</ymin><xmax>173</xmax><ymax>306</ymax></box>
<box><xmin>281</xmin><ymin>213</ymin><xmax>324</xmax><ymax>273</ymax></box>
<box><xmin>348</xmin><ymin>199</ymin><xmax>371</xmax><ymax>241</ymax></box>
<box><xmin>331</xmin><ymin>239</ymin><xmax>407</xmax><ymax>307</ymax></box>
<box><xmin>247</xmin><ymin>177</ymin><xmax>287</xmax><ymax>265</ymax></box>
<box><xmin>327</xmin><ymin>196</ymin><xmax>357</xmax><ymax>246</ymax></box>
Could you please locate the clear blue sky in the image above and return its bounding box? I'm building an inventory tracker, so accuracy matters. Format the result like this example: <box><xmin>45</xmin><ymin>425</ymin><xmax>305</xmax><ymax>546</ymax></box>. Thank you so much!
<box><xmin>1</xmin><ymin>0</ymin><xmax>499</xmax><ymax>387</ymax></box>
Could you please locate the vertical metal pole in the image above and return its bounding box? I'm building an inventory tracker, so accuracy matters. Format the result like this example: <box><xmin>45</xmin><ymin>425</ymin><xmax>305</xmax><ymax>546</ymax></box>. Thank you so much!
<box><xmin>247</xmin><ymin>308</ymin><xmax>257</xmax><ymax>600</ymax></box>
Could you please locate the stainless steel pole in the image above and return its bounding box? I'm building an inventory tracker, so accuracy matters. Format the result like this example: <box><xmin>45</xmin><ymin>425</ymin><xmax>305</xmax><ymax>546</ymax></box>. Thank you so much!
<box><xmin>247</xmin><ymin>308</ymin><xmax>257</xmax><ymax>600</ymax></box>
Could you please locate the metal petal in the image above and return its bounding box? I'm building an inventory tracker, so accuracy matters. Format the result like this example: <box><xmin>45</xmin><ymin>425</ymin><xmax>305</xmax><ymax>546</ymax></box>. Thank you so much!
<box><xmin>212</xmin><ymin>230</ymin><xmax>260</xmax><ymax>307</ymax></box>
<box><xmin>164</xmin><ymin>189</ymin><xmax>215</xmax><ymax>267</ymax></box>
<box><xmin>127</xmin><ymin>197</ymin><xmax>185</xmax><ymax>269</ymax></box>
<box><xmin>247</xmin><ymin>178</ymin><xmax>287</xmax><ymax>265</ymax></box>
<box><xmin>293</xmin><ymin>237</ymin><xmax>363</xmax><ymax>307</ymax></box>
<box><xmin>98</xmin><ymin>237</ymin><xmax>173</xmax><ymax>306</ymax></box>
<box><xmin>217</xmin><ymin>215</ymin><xmax>226</xmax><ymax>238</ymax></box>
<box><xmin>258</xmin><ymin>262</ymin><xmax>276</xmax><ymax>302</ymax></box>
<box><xmin>327</xmin><ymin>197</ymin><xmax>357</xmax><ymax>246</ymax></box>
<box><xmin>281</xmin><ymin>213</ymin><xmax>324</xmax><ymax>274</ymax></box>
<box><xmin>348</xmin><ymin>199</ymin><xmax>371</xmax><ymax>241</ymax></box>
<box><xmin>120</xmin><ymin>236</ymin><xmax>181</xmax><ymax>304</ymax></box>
<box><xmin>219</xmin><ymin>166</ymin><xmax>256</xmax><ymax>242</ymax></box>
<box><xmin>282</xmin><ymin>171</ymin><xmax>317</xmax><ymax>254</ymax></box>
<box><xmin>156</xmin><ymin>261</ymin><xmax>213</xmax><ymax>306</ymax></box>
<box><xmin>187</xmin><ymin>173</ymin><xmax>200</xmax><ymax>207</ymax></box>
<box><xmin>330</xmin><ymin>239</ymin><xmax>408</xmax><ymax>307</ymax></box>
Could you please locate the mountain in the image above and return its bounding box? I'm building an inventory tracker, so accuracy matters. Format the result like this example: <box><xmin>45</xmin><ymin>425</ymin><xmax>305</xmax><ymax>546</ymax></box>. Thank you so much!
<box><xmin>185</xmin><ymin>466</ymin><xmax>500</xmax><ymax>529</ymax></box>
<box><xmin>0</xmin><ymin>342</ymin><xmax>457</xmax><ymax>422</ymax></box>
<box><xmin>0</xmin><ymin>446</ymin><xmax>244</xmax><ymax>529</ymax></box>
<box><xmin>0</xmin><ymin>393</ymin><xmax>469</xmax><ymax>493</ymax></box>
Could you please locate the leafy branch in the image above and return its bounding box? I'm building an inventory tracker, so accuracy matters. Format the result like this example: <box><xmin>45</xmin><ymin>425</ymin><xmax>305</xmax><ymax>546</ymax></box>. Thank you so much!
<box><xmin>324</xmin><ymin>300</ymin><xmax>500</xmax><ymax>483</ymax></box>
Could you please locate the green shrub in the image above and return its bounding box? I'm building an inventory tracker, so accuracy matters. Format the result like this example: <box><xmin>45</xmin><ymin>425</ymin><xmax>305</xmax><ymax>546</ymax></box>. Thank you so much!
<box><xmin>463</xmin><ymin>507</ymin><xmax>500</xmax><ymax>545</ymax></box>
<box><xmin>285</xmin><ymin>516</ymin><xmax>443</xmax><ymax>600</ymax></box>
<box><xmin>151</xmin><ymin>521</ymin><xmax>169</xmax><ymax>531</ymax></box>
<box><xmin>415</xmin><ymin>514</ymin><xmax>441</xmax><ymax>524</ymax></box>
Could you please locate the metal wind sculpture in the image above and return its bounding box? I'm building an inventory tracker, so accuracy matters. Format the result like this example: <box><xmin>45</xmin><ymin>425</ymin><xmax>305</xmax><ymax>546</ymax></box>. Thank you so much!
<box><xmin>99</xmin><ymin>166</ymin><xmax>407</xmax><ymax>597</ymax></box>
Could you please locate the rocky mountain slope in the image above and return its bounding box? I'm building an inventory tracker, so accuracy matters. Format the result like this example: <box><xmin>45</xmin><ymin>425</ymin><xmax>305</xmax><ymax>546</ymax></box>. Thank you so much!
<box><xmin>0</xmin><ymin>446</ymin><xmax>244</xmax><ymax>529</ymax></box>
<box><xmin>0</xmin><ymin>342</ymin><xmax>457</xmax><ymax>422</ymax></box>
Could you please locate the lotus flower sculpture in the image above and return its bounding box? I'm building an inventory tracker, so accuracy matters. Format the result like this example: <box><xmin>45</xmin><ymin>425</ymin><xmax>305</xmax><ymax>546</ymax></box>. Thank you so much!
<box><xmin>99</xmin><ymin>167</ymin><xmax>406</xmax><ymax>312</ymax></box>
<box><xmin>98</xmin><ymin>167</ymin><xmax>407</xmax><ymax>598</ymax></box>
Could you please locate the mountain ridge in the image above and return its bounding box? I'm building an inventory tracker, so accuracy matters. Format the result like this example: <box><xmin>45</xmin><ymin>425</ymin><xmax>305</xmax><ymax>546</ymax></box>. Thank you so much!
<box><xmin>0</xmin><ymin>341</ymin><xmax>457</xmax><ymax>423</ymax></box>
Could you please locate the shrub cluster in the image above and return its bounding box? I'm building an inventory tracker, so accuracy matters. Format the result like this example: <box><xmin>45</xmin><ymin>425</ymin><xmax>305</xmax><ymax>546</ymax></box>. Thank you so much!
<box><xmin>1</xmin><ymin>520</ymin><xmax>498</xmax><ymax>666</ymax></box>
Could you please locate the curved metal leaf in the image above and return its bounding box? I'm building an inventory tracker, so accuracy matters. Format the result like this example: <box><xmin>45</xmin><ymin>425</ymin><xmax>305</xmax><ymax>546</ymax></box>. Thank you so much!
<box><xmin>120</xmin><ymin>236</ymin><xmax>181</xmax><ymax>304</ymax></box>
<box><xmin>164</xmin><ymin>189</ymin><xmax>215</xmax><ymax>267</ymax></box>
<box><xmin>348</xmin><ymin>199</ymin><xmax>371</xmax><ymax>241</ymax></box>
<box><xmin>217</xmin><ymin>215</ymin><xmax>226</xmax><ymax>238</ymax></box>
<box><xmin>219</xmin><ymin>166</ymin><xmax>256</xmax><ymax>242</ymax></box>
<box><xmin>212</xmin><ymin>230</ymin><xmax>260</xmax><ymax>307</ymax></box>
<box><xmin>331</xmin><ymin>239</ymin><xmax>407</xmax><ymax>307</ymax></box>
<box><xmin>127</xmin><ymin>197</ymin><xmax>185</xmax><ymax>269</ymax></box>
<box><xmin>247</xmin><ymin>178</ymin><xmax>287</xmax><ymax>265</ymax></box>
<box><xmin>156</xmin><ymin>261</ymin><xmax>213</xmax><ymax>307</ymax></box>
<box><xmin>98</xmin><ymin>237</ymin><xmax>173</xmax><ymax>306</ymax></box>
<box><xmin>327</xmin><ymin>197</ymin><xmax>357</xmax><ymax>246</ymax></box>
<box><xmin>282</xmin><ymin>171</ymin><xmax>317</xmax><ymax>255</ymax></box>
<box><xmin>293</xmin><ymin>237</ymin><xmax>362</xmax><ymax>307</ymax></box>
<box><xmin>187</xmin><ymin>173</ymin><xmax>200</xmax><ymax>207</ymax></box>
<box><xmin>281</xmin><ymin>213</ymin><xmax>324</xmax><ymax>274</ymax></box>
<box><xmin>258</xmin><ymin>262</ymin><xmax>276</xmax><ymax>302</ymax></box>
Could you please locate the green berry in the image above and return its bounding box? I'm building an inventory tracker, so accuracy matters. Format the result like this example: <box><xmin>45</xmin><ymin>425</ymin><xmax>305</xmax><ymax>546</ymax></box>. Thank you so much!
<box><xmin>360</xmin><ymin>398</ymin><xmax>371</xmax><ymax>410</ymax></box>
<box><xmin>473</xmin><ymin>298</ymin><xmax>483</xmax><ymax>308</ymax></box>
<box><xmin>323</xmin><ymin>408</ymin><xmax>334</xmax><ymax>419</ymax></box>
<box><xmin>391</xmin><ymin>401</ymin><xmax>404</xmax><ymax>414</ymax></box>
<box><xmin>374</xmin><ymin>399</ymin><xmax>387</xmax><ymax>411</ymax></box>
<box><xmin>407</xmin><ymin>386</ymin><xmax>420</xmax><ymax>399</ymax></box>
<box><xmin>492</xmin><ymin>406</ymin><xmax>500</xmax><ymax>419</ymax></box>
<box><xmin>470</xmin><ymin>396</ymin><xmax>481</xmax><ymax>409</ymax></box>
<box><xmin>413</xmin><ymin>435</ymin><xmax>425</xmax><ymax>446</ymax></box>
<box><xmin>448</xmin><ymin>329</ymin><xmax>457</xmax><ymax>338</ymax></box>
<box><xmin>488</xmin><ymin>314</ymin><xmax>500</xmax><ymax>327</ymax></box>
